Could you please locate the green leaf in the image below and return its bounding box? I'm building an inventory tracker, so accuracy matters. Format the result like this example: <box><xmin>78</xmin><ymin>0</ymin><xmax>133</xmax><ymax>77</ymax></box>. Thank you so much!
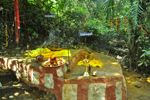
<box><xmin>138</xmin><ymin>62</ymin><xmax>143</xmax><ymax>66</ymax></box>
<box><xmin>140</xmin><ymin>53</ymin><xmax>145</xmax><ymax>58</ymax></box>
<box><xmin>146</xmin><ymin>60</ymin><xmax>149</xmax><ymax>63</ymax></box>
<box><xmin>146</xmin><ymin>51</ymin><xmax>150</xmax><ymax>56</ymax></box>
<box><xmin>144</xmin><ymin>62</ymin><xmax>148</xmax><ymax>67</ymax></box>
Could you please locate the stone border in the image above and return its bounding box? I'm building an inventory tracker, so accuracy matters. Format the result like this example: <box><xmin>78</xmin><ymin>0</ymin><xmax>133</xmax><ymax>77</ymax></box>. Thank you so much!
<box><xmin>0</xmin><ymin>49</ymin><xmax>127</xmax><ymax>100</ymax></box>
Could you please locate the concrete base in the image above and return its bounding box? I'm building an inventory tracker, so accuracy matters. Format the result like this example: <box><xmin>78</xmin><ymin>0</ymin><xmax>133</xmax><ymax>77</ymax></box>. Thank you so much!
<box><xmin>0</xmin><ymin>49</ymin><xmax>127</xmax><ymax>100</ymax></box>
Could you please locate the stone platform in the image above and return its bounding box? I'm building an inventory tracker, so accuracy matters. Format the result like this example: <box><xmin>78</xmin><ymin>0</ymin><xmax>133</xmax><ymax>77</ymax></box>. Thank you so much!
<box><xmin>0</xmin><ymin>49</ymin><xmax>127</xmax><ymax>100</ymax></box>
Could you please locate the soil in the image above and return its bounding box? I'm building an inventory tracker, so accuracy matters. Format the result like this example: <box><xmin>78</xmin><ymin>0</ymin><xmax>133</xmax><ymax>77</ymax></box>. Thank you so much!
<box><xmin>123</xmin><ymin>70</ymin><xmax>150</xmax><ymax>100</ymax></box>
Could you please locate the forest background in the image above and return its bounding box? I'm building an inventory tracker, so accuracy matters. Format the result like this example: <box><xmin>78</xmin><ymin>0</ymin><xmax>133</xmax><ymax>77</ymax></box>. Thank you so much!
<box><xmin>0</xmin><ymin>0</ymin><xmax>150</xmax><ymax>75</ymax></box>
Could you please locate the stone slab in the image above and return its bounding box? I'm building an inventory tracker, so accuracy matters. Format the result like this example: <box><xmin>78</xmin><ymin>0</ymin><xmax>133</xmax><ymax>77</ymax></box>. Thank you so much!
<box><xmin>62</xmin><ymin>84</ymin><xmax>78</xmax><ymax>100</ymax></box>
<box><xmin>88</xmin><ymin>83</ymin><xmax>106</xmax><ymax>100</ymax></box>
<box><xmin>64</xmin><ymin>53</ymin><xmax>122</xmax><ymax>79</ymax></box>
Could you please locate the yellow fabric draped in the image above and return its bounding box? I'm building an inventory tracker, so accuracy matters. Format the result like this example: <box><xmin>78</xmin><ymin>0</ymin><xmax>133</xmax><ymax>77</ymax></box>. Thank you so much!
<box><xmin>25</xmin><ymin>48</ymin><xmax>71</xmax><ymax>58</ymax></box>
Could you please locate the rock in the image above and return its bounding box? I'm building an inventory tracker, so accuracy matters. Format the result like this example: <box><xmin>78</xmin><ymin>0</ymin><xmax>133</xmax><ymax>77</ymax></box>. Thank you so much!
<box><xmin>83</xmin><ymin>46</ymin><xmax>92</xmax><ymax>53</ymax></box>
<box><xmin>134</xmin><ymin>82</ymin><xmax>141</xmax><ymax>88</ymax></box>
<box><xmin>143</xmin><ymin>74</ymin><xmax>148</xmax><ymax>78</ymax></box>
<box><xmin>9</xmin><ymin>95</ymin><xmax>14</xmax><ymax>99</ymax></box>
<box><xmin>116</xmin><ymin>55</ymin><xmax>123</xmax><ymax>60</ymax></box>
<box><xmin>2</xmin><ymin>97</ymin><xmax>7</xmax><ymax>99</ymax></box>
<box><xmin>139</xmin><ymin>78</ymin><xmax>143</xmax><ymax>82</ymax></box>
<box><xmin>14</xmin><ymin>92</ymin><xmax>19</xmax><ymax>96</ymax></box>
<box><xmin>123</xmin><ymin>66</ymin><xmax>128</xmax><ymax>69</ymax></box>
<box><xmin>40</xmin><ymin>91</ymin><xmax>56</xmax><ymax>100</ymax></box>
<box><xmin>120</xmin><ymin>55</ymin><xmax>129</xmax><ymax>69</ymax></box>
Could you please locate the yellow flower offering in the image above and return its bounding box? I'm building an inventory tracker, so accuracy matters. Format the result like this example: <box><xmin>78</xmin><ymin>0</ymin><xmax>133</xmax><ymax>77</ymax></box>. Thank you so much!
<box><xmin>78</xmin><ymin>59</ymin><xmax>103</xmax><ymax>68</ymax></box>
<box><xmin>147</xmin><ymin>77</ymin><xmax>150</xmax><ymax>83</ymax></box>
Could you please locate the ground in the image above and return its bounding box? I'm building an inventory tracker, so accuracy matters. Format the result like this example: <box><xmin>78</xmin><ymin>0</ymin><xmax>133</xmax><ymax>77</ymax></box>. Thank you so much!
<box><xmin>123</xmin><ymin>70</ymin><xmax>150</xmax><ymax>100</ymax></box>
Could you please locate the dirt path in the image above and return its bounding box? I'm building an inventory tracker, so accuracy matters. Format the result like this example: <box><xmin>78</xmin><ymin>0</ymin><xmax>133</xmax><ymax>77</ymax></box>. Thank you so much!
<box><xmin>123</xmin><ymin>70</ymin><xmax>150</xmax><ymax>100</ymax></box>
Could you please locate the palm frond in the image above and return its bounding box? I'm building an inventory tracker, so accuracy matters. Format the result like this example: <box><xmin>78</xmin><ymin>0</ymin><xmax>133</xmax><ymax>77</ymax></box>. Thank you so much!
<box><xmin>130</xmin><ymin>1</ymin><xmax>143</xmax><ymax>27</ymax></box>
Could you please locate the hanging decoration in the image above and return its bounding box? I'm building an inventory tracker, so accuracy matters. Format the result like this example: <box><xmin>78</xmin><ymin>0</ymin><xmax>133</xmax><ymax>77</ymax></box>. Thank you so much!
<box><xmin>115</xmin><ymin>18</ymin><xmax>117</xmax><ymax>31</ymax></box>
<box><xmin>14</xmin><ymin>0</ymin><xmax>20</xmax><ymax>43</ymax></box>
<box><xmin>5</xmin><ymin>25</ymin><xmax>8</xmax><ymax>47</ymax></box>
<box><xmin>110</xmin><ymin>18</ymin><xmax>113</xmax><ymax>28</ymax></box>
<box><xmin>110</xmin><ymin>17</ymin><xmax>127</xmax><ymax>34</ymax></box>
<box><xmin>125</xmin><ymin>16</ymin><xmax>127</xmax><ymax>33</ymax></box>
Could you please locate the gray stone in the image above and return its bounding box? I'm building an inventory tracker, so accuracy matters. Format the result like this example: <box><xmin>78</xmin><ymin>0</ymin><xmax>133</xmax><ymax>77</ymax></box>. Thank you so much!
<box><xmin>8</xmin><ymin>64</ymin><xmax>11</xmax><ymax>69</ymax></box>
<box><xmin>12</xmin><ymin>65</ymin><xmax>16</xmax><ymax>71</ymax></box>
<box><xmin>120</xmin><ymin>55</ymin><xmax>129</xmax><ymax>69</ymax></box>
<box><xmin>142</xmin><ymin>74</ymin><xmax>147</xmax><ymax>78</ymax></box>
<box><xmin>64</xmin><ymin>65</ymin><xmax>67</xmax><ymax>72</ymax></box>
<box><xmin>31</xmin><ymin>71</ymin><xmax>39</xmax><ymax>85</ymax></box>
<box><xmin>123</xmin><ymin>76</ymin><xmax>127</xmax><ymax>97</ymax></box>
<box><xmin>23</xmin><ymin>70</ymin><xmax>28</xmax><ymax>81</ymax></box>
<box><xmin>115</xmin><ymin>81</ymin><xmax>122</xmax><ymax>100</ymax></box>
<box><xmin>9</xmin><ymin>95</ymin><xmax>14</xmax><ymax>99</ymax></box>
<box><xmin>62</xmin><ymin>84</ymin><xmax>77</xmax><ymax>100</ymax></box>
<box><xmin>16</xmin><ymin>70</ymin><xmax>21</xmax><ymax>80</ymax></box>
<box><xmin>123</xmin><ymin>66</ymin><xmax>128</xmax><ymax>69</ymax></box>
<box><xmin>126</xmin><ymin>69</ymin><xmax>130</xmax><ymax>72</ymax></box>
<box><xmin>14</xmin><ymin>92</ymin><xmax>19</xmax><ymax>96</ymax></box>
<box><xmin>134</xmin><ymin>82</ymin><xmax>141</xmax><ymax>88</ymax></box>
<box><xmin>88</xmin><ymin>83</ymin><xmax>106</xmax><ymax>100</ymax></box>
<box><xmin>57</xmin><ymin>67</ymin><xmax>63</xmax><ymax>77</ymax></box>
<box><xmin>44</xmin><ymin>74</ymin><xmax>54</xmax><ymax>89</ymax></box>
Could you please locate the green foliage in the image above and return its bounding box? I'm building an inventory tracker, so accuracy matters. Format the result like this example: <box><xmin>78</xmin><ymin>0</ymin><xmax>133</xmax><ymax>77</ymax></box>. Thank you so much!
<box><xmin>129</xmin><ymin>1</ymin><xmax>143</xmax><ymax>28</ymax></box>
<box><xmin>1</xmin><ymin>0</ymin><xmax>150</xmax><ymax>74</ymax></box>
<box><xmin>32</xmin><ymin>31</ymin><xmax>39</xmax><ymax>38</ymax></box>
<box><xmin>138</xmin><ymin>49</ymin><xmax>150</xmax><ymax>67</ymax></box>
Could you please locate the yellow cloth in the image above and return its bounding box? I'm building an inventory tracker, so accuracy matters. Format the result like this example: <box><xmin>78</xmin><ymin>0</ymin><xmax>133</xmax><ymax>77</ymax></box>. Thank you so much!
<box><xmin>25</xmin><ymin>48</ymin><xmax>51</xmax><ymax>57</ymax></box>
<box><xmin>25</xmin><ymin>48</ymin><xmax>71</xmax><ymax>58</ymax></box>
<box><xmin>52</xmin><ymin>50</ymin><xmax>71</xmax><ymax>58</ymax></box>
<box><xmin>78</xmin><ymin>59</ymin><xmax>103</xmax><ymax>68</ymax></box>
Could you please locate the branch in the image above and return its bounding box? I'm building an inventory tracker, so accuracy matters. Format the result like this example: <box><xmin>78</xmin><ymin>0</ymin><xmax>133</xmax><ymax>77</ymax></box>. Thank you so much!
<box><xmin>140</xmin><ymin>25</ymin><xmax>150</xmax><ymax>37</ymax></box>
<box><xmin>111</xmin><ymin>40</ymin><xmax>128</xmax><ymax>48</ymax></box>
